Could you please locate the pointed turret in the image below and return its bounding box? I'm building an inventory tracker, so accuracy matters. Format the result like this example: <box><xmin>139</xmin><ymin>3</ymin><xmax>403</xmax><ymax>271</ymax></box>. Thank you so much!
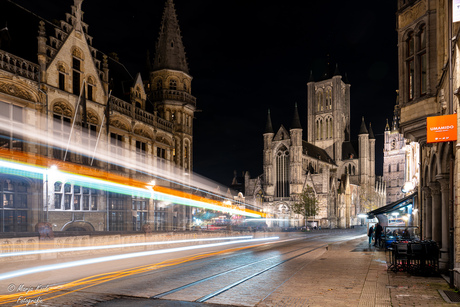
<box><xmin>265</xmin><ymin>109</ymin><xmax>274</xmax><ymax>134</ymax></box>
<box><xmin>385</xmin><ymin>118</ymin><xmax>390</xmax><ymax>131</ymax></box>
<box><xmin>333</xmin><ymin>63</ymin><xmax>340</xmax><ymax>76</ymax></box>
<box><xmin>368</xmin><ymin>122</ymin><xmax>375</xmax><ymax>139</ymax></box>
<box><xmin>308</xmin><ymin>70</ymin><xmax>315</xmax><ymax>82</ymax></box>
<box><xmin>359</xmin><ymin>116</ymin><xmax>368</xmax><ymax>134</ymax></box>
<box><xmin>290</xmin><ymin>103</ymin><xmax>302</xmax><ymax>129</ymax></box>
<box><xmin>153</xmin><ymin>0</ymin><xmax>189</xmax><ymax>73</ymax></box>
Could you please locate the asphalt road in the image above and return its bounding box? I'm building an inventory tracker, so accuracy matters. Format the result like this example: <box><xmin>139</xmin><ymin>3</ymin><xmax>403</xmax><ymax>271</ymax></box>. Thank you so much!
<box><xmin>0</xmin><ymin>229</ymin><xmax>365</xmax><ymax>306</ymax></box>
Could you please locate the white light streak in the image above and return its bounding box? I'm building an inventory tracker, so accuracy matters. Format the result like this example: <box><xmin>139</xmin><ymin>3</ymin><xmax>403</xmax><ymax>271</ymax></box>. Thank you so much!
<box><xmin>0</xmin><ymin>236</ymin><xmax>253</xmax><ymax>258</ymax></box>
<box><xmin>0</xmin><ymin>237</ymin><xmax>279</xmax><ymax>281</ymax></box>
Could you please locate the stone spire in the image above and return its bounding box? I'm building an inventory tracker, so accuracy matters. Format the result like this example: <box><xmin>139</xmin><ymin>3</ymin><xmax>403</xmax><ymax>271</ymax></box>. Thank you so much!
<box><xmin>359</xmin><ymin>116</ymin><xmax>368</xmax><ymax>134</ymax></box>
<box><xmin>368</xmin><ymin>122</ymin><xmax>375</xmax><ymax>139</ymax></box>
<box><xmin>153</xmin><ymin>0</ymin><xmax>189</xmax><ymax>74</ymax></box>
<box><xmin>265</xmin><ymin>109</ymin><xmax>274</xmax><ymax>134</ymax></box>
<box><xmin>290</xmin><ymin>103</ymin><xmax>302</xmax><ymax>129</ymax></box>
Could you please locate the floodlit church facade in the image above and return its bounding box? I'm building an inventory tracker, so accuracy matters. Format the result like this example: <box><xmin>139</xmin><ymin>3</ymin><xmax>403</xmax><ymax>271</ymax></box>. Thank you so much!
<box><xmin>244</xmin><ymin>71</ymin><xmax>386</xmax><ymax>229</ymax></box>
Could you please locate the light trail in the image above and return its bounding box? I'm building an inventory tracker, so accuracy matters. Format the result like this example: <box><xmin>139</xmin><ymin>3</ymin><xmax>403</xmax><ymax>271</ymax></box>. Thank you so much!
<box><xmin>0</xmin><ymin>236</ymin><xmax>279</xmax><ymax>281</ymax></box>
<box><xmin>0</xmin><ymin>114</ymin><xmax>262</xmax><ymax>211</ymax></box>
<box><xmin>0</xmin><ymin>156</ymin><xmax>262</xmax><ymax>217</ymax></box>
<box><xmin>0</xmin><ymin>238</ymin><xmax>283</xmax><ymax>306</ymax></box>
<box><xmin>0</xmin><ymin>236</ymin><xmax>253</xmax><ymax>258</ymax></box>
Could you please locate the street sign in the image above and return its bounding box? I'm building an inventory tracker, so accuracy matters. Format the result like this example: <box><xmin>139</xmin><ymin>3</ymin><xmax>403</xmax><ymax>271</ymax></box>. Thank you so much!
<box><xmin>426</xmin><ymin>114</ymin><xmax>457</xmax><ymax>143</ymax></box>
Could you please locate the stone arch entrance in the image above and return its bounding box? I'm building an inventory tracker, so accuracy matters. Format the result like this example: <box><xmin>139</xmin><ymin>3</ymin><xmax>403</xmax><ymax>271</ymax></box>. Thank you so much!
<box><xmin>61</xmin><ymin>221</ymin><xmax>95</xmax><ymax>232</ymax></box>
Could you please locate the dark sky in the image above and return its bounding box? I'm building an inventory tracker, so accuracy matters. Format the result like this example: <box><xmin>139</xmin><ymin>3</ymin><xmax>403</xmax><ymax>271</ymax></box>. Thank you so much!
<box><xmin>10</xmin><ymin>0</ymin><xmax>398</xmax><ymax>188</ymax></box>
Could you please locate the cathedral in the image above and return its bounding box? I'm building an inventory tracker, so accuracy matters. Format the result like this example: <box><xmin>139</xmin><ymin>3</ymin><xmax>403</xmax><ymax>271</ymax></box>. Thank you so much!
<box><xmin>243</xmin><ymin>70</ymin><xmax>386</xmax><ymax>229</ymax></box>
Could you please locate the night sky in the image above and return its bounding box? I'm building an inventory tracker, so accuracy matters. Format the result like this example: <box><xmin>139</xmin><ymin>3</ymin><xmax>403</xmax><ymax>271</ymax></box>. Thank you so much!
<box><xmin>8</xmin><ymin>0</ymin><xmax>398</xmax><ymax>188</ymax></box>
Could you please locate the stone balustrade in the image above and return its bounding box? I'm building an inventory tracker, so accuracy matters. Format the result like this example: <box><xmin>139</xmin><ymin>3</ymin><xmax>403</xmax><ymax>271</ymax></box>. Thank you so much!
<box><xmin>0</xmin><ymin>50</ymin><xmax>40</xmax><ymax>81</ymax></box>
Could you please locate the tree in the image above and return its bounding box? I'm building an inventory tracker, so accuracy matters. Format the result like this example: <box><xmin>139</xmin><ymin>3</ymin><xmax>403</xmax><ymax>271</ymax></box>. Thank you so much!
<box><xmin>292</xmin><ymin>186</ymin><xmax>320</xmax><ymax>227</ymax></box>
<box><xmin>359</xmin><ymin>185</ymin><xmax>380</xmax><ymax>213</ymax></box>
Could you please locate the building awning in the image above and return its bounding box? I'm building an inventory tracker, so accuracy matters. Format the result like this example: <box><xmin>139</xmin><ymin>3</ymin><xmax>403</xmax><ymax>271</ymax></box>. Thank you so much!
<box><xmin>367</xmin><ymin>192</ymin><xmax>417</xmax><ymax>217</ymax></box>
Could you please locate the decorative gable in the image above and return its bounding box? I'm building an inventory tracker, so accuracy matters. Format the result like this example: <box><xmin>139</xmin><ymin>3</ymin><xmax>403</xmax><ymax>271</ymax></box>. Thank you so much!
<box><xmin>273</xmin><ymin>125</ymin><xmax>290</xmax><ymax>141</ymax></box>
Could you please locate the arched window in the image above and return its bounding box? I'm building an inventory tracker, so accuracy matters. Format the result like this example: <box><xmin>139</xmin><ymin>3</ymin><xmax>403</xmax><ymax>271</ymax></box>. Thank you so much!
<box><xmin>275</xmin><ymin>146</ymin><xmax>290</xmax><ymax>198</ymax></box>
<box><xmin>156</xmin><ymin>79</ymin><xmax>162</xmax><ymax>90</ymax></box>
<box><xmin>406</xmin><ymin>32</ymin><xmax>415</xmax><ymax>100</ymax></box>
<box><xmin>169</xmin><ymin>79</ymin><xmax>177</xmax><ymax>90</ymax></box>
<box><xmin>316</xmin><ymin>120</ymin><xmax>320</xmax><ymax>140</ymax></box>
<box><xmin>320</xmin><ymin>119</ymin><xmax>323</xmax><ymax>140</ymax></box>
<box><xmin>87</xmin><ymin>77</ymin><xmax>95</xmax><ymax>101</ymax></box>
<box><xmin>317</xmin><ymin>91</ymin><xmax>323</xmax><ymax>112</ymax></box>
<box><xmin>326</xmin><ymin>88</ymin><xmax>332</xmax><ymax>109</ymax></box>
<box><xmin>58</xmin><ymin>64</ymin><xmax>66</xmax><ymax>91</ymax></box>
<box><xmin>419</xmin><ymin>25</ymin><xmax>427</xmax><ymax>96</ymax></box>
<box><xmin>72</xmin><ymin>54</ymin><xmax>82</xmax><ymax>95</ymax></box>
<box><xmin>329</xmin><ymin>117</ymin><xmax>333</xmax><ymax>138</ymax></box>
<box><xmin>53</xmin><ymin>105</ymin><xmax>72</xmax><ymax>160</ymax></box>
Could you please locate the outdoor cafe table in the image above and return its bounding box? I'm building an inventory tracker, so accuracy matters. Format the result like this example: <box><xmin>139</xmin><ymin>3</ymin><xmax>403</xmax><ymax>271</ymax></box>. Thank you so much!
<box><xmin>387</xmin><ymin>240</ymin><xmax>439</xmax><ymax>275</ymax></box>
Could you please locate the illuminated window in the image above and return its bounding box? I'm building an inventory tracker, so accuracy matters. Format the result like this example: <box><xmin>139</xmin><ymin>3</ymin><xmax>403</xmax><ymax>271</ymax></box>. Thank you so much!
<box><xmin>136</xmin><ymin>140</ymin><xmax>146</xmax><ymax>163</ymax></box>
<box><xmin>82</xmin><ymin>123</ymin><xmax>97</xmax><ymax>165</ymax></box>
<box><xmin>275</xmin><ymin>146</ymin><xmax>290</xmax><ymax>198</ymax></box>
<box><xmin>132</xmin><ymin>196</ymin><xmax>148</xmax><ymax>231</ymax></box>
<box><xmin>110</xmin><ymin>133</ymin><xmax>123</xmax><ymax>170</ymax></box>
<box><xmin>419</xmin><ymin>25</ymin><xmax>427</xmax><ymax>96</ymax></box>
<box><xmin>405</xmin><ymin>25</ymin><xmax>427</xmax><ymax>101</ymax></box>
<box><xmin>0</xmin><ymin>178</ymin><xmax>28</xmax><ymax>232</ymax></box>
<box><xmin>53</xmin><ymin>113</ymin><xmax>71</xmax><ymax>160</ymax></box>
<box><xmin>0</xmin><ymin>101</ymin><xmax>23</xmax><ymax>151</ymax></box>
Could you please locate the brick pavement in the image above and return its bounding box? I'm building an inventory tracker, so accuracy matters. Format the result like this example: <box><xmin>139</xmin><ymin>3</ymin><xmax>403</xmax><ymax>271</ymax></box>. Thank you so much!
<box><xmin>258</xmin><ymin>236</ymin><xmax>460</xmax><ymax>307</ymax></box>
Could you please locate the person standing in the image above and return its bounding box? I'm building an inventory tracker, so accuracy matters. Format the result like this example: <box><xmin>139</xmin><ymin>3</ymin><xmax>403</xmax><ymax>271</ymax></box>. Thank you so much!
<box><xmin>374</xmin><ymin>223</ymin><xmax>383</xmax><ymax>247</ymax></box>
<box><xmin>368</xmin><ymin>225</ymin><xmax>374</xmax><ymax>245</ymax></box>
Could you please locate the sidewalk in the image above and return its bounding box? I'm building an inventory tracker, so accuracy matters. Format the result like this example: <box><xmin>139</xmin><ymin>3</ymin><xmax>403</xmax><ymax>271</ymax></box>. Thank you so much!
<box><xmin>258</xmin><ymin>235</ymin><xmax>460</xmax><ymax>307</ymax></box>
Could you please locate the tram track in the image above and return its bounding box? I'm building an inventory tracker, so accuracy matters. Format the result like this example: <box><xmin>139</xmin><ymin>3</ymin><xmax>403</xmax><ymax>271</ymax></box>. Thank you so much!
<box><xmin>150</xmin><ymin>239</ymin><xmax>329</xmax><ymax>303</ymax></box>
<box><xmin>149</xmin><ymin>233</ymin><xmax>364</xmax><ymax>304</ymax></box>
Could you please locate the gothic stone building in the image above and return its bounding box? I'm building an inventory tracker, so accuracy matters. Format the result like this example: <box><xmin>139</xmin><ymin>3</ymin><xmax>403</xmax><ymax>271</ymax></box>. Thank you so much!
<box><xmin>244</xmin><ymin>72</ymin><xmax>385</xmax><ymax>229</ymax></box>
<box><xmin>0</xmin><ymin>0</ymin><xmax>196</xmax><ymax>233</ymax></box>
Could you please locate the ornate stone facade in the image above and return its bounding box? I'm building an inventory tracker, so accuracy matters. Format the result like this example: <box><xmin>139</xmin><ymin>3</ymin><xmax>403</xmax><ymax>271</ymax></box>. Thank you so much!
<box><xmin>0</xmin><ymin>0</ymin><xmax>195</xmax><ymax>233</ymax></box>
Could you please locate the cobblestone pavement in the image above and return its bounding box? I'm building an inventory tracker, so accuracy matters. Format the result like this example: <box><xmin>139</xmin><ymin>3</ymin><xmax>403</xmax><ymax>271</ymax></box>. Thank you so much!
<box><xmin>20</xmin><ymin>235</ymin><xmax>460</xmax><ymax>306</ymax></box>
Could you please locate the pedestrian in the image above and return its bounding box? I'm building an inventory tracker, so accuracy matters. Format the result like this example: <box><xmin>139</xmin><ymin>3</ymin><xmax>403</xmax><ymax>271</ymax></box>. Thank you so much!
<box><xmin>368</xmin><ymin>225</ymin><xmax>374</xmax><ymax>245</ymax></box>
<box><xmin>373</xmin><ymin>223</ymin><xmax>383</xmax><ymax>247</ymax></box>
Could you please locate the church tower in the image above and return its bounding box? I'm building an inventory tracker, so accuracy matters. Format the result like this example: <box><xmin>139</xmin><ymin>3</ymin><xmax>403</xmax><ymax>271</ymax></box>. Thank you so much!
<box><xmin>383</xmin><ymin>97</ymin><xmax>406</xmax><ymax>204</ymax></box>
<box><xmin>306</xmin><ymin>66</ymin><xmax>351</xmax><ymax>162</ymax></box>
<box><xmin>150</xmin><ymin>0</ymin><xmax>196</xmax><ymax>171</ymax></box>
<box><xmin>290</xmin><ymin>103</ymin><xmax>303</xmax><ymax>195</ymax></box>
